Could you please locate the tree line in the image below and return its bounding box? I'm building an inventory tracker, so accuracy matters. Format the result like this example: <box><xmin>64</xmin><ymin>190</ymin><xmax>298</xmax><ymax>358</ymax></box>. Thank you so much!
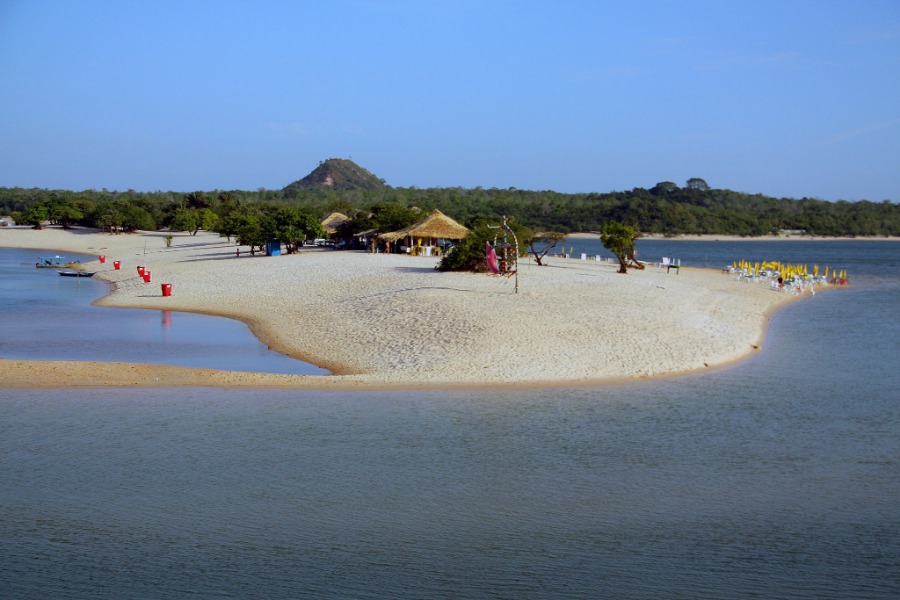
<box><xmin>1</xmin><ymin>178</ymin><xmax>898</xmax><ymax>239</ymax></box>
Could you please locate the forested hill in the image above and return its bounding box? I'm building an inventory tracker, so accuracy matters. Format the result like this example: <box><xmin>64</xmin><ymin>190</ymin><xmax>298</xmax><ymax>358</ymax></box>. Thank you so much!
<box><xmin>282</xmin><ymin>158</ymin><xmax>386</xmax><ymax>193</ymax></box>
<box><xmin>1</xmin><ymin>178</ymin><xmax>897</xmax><ymax>237</ymax></box>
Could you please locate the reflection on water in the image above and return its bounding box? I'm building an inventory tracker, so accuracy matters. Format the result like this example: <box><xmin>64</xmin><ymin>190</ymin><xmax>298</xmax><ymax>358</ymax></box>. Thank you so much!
<box><xmin>0</xmin><ymin>248</ymin><xmax>328</xmax><ymax>375</ymax></box>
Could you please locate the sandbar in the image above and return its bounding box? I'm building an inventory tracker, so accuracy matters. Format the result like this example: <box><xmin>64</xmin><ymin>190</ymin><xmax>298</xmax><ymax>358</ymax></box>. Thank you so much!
<box><xmin>0</xmin><ymin>227</ymin><xmax>822</xmax><ymax>390</ymax></box>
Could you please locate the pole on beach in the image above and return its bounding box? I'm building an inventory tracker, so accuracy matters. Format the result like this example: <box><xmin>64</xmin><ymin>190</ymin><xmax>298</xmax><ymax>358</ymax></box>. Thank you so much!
<box><xmin>488</xmin><ymin>215</ymin><xmax>519</xmax><ymax>294</ymax></box>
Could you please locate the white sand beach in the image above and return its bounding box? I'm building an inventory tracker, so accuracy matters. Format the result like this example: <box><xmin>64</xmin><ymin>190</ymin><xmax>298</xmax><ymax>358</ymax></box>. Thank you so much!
<box><xmin>0</xmin><ymin>227</ymin><xmax>823</xmax><ymax>389</ymax></box>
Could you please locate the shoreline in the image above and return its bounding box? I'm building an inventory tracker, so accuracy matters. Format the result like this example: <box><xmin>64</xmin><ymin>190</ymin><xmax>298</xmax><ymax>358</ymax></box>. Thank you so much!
<box><xmin>0</xmin><ymin>226</ymin><xmax>836</xmax><ymax>390</ymax></box>
<box><xmin>567</xmin><ymin>232</ymin><xmax>900</xmax><ymax>242</ymax></box>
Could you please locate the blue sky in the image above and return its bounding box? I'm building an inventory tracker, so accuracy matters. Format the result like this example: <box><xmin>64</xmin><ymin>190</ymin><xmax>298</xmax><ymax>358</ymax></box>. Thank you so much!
<box><xmin>1</xmin><ymin>0</ymin><xmax>898</xmax><ymax>200</ymax></box>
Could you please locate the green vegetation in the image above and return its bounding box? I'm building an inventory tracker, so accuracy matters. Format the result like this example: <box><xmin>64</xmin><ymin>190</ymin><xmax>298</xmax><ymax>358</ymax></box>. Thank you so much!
<box><xmin>1</xmin><ymin>163</ymin><xmax>898</xmax><ymax>241</ymax></box>
<box><xmin>437</xmin><ymin>218</ymin><xmax>531</xmax><ymax>272</ymax></box>
<box><xmin>333</xmin><ymin>202</ymin><xmax>421</xmax><ymax>241</ymax></box>
<box><xmin>436</xmin><ymin>224</ymin><xmax>496</xmax><ymax>272</ymax></box>
<box><xmin>600</xmin><ymin>221</ymin><xmax>641</xmax><ymax>274</ymax></box>
<box><xmin>215</xmin><ymin>203</ymin><xmax>324</xmax><ymax>255</ymax></box>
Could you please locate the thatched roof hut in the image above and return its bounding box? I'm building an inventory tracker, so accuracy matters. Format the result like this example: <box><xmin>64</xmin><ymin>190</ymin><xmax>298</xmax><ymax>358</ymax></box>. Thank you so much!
<box><xmin>321</xmin><ymin>212</ymin><xmax>350</xmax><ymax>235</ymax></box>
<box><xmin>379</xmin><ymin>209</ymin><xmax>469</xmax><ymax>242</ymax></box>
<box><xmin>378</xmin><ymin>209</ymin><xmax>469</xmax><ymax>255</ymax></box>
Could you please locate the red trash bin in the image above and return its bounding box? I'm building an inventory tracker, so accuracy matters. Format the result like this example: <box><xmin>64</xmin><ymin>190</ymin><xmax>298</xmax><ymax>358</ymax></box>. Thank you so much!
<box><xmin>113</xmin><ymin>261</ymin><xmax>121</xmax><ymax>270</ymax></box>
<box><xmin>137</xmin><ymin>266</ymin><xmax>145</xmax><ymax>276</ymax></box>
<box><xmin>99</xmin><ymin>255</ymin><xmax>106</xmax><ymax>264</ymax></box>
<box><xmin>161</xmin><ymin>283</ymin><xmax>172</xmax><ymax>297</ymax></box>
<box><xmin>143</xmin><ymin>271</ymin><xmax>151</xmax><ymax>283</ymax></box>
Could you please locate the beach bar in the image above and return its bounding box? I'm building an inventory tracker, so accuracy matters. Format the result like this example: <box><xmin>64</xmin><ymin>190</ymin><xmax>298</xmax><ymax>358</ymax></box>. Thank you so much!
<box><xmin>379</xmin><ymin>209</ymin><xmax>469</xmax><ymax>256</ymax></box>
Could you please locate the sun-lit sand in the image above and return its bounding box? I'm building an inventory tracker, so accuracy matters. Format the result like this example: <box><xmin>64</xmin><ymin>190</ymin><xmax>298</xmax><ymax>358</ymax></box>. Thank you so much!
<box><xmin>0</xmin><ymin>227</ymin><xmax>823</xmax><ymax>390</ymax></box>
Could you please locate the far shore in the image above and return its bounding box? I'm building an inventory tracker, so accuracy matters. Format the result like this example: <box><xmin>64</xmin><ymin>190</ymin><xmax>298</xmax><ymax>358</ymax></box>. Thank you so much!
<box><xmin>0</xmin><ymin>226</ymin><xmax>847</xmax><ymax>390</ymax></box>
<box><xmin>567</xmin><ymin>232</ymin><xmax>900</xmax><ymax>241</ymax></box>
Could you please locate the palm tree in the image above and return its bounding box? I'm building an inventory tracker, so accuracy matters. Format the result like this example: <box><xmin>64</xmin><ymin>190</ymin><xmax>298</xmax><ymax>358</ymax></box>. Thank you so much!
<box><xmin>182</xmin><ymin>191</ymin><xmax>209</xmax><ymax>210</ymax></box>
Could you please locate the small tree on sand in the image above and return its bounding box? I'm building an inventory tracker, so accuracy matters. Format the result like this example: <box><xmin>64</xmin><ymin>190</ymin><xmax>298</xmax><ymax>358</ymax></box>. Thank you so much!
<box><xmin>527</xmin><ymin>231</ymin><xmax>566</xmax><ymax>266</ymax></box>
<box><xmin>600</xmin><ymin>221</ymin><xmax>641</xmax><ymax>274</ymax></box>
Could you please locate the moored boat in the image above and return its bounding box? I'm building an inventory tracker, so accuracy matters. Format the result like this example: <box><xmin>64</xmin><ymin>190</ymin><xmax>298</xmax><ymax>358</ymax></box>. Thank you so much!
<box><xmin>36</xmin><ymin>255</ymin><xmax>80</xmax><ymax>268</ymax></box>
<box><xmin>58</xmin><ymin>271</ymin><xmax>96</xmax><ymax>278</ymax></box>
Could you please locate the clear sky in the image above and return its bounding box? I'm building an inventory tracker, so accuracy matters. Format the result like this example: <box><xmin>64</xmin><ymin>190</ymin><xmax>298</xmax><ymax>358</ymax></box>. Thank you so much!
<box><xmin>1</xmin><ymin>0</ymin><xmax>898</xmax><ymax>200</ymax></box>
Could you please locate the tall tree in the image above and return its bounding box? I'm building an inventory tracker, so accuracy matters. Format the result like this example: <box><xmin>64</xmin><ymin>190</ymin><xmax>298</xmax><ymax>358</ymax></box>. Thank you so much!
<box><xmin>170</xmin><ymin>208</ymin><xmax>200</xmax><ymax>235</ymax></box>
<box><xmin>182</xmin><ymin>191</ymin><xmax>210</xmax><ymax>209</ymax></box>
<box><xmin>17</xmin><ymin>204</ymin><xmax>49</xmax><ymax>229</ymax></box>
<box><xmin>95</xmin><ymin>202</ymin><xmax>125</xmax><ymax>233</ymax></box>
<box><xmin>267</xmin><ymin>206</ymin><xmax>323</xmax><ymax>253</ymax></box>
<box><xmin>47</xmin><ymin>198</ymin><xmax>84</xmax><ymax>228</ymax></box>
<box><xmin>686</xmin><ymin>177</ymin><xmax>710</xmax><ymax>191</ymax></box>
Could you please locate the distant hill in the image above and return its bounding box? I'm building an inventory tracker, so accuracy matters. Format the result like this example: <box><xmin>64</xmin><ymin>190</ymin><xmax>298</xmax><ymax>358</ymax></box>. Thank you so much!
<box><xmin>283</xmin><ymin>158</ymin><xmax>386</xmax><ymax>193</ymax></box>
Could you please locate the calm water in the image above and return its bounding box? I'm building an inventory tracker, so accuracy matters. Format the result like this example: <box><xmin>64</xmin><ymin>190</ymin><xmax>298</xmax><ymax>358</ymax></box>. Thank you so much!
<box><xmin>0</xmin><ymin>248</ymin><xmax>328</xmax><ymax>374</ymax></box>
<box><xmin>565</xmin><ymin>237</ymin><xmax>898</xmax><ymax>283</ymax></box>
<box><xmin>1</xmin><ymin>240</ymin><xmax>899</xmax><ymax>599</ymax></box>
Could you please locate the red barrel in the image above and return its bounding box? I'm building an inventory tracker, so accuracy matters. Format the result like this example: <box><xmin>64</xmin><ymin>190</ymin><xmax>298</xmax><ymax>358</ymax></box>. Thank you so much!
<box><xmin>113</xmin><ymin>261</ymin><xmax>121</xmax><ymax>270</ymax></box>
<box><xmin>143</xmin><ymin>271</ymin><xmax>151</xmax><ymax>283</ymax></box>
<box><xmin>161</xmin><ymin>283</ymin><xmax>172</xmax><ymax>297</ymax></box>
<box><xmin>137</xmin><ymin>266</ymin><xmax>145</xmax><ymax>276</ymax></box>
<box><xmin>99</xmin><ymin>255</ymin><xmax>106</xmax><ymax>264</ymax></box>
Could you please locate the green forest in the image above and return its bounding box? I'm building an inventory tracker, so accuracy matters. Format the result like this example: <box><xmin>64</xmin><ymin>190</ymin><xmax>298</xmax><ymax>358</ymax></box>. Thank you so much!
<box><xmin>1</xmin><ymin>170</ymin><xmax>898</xmax><ymax>240</ymax></box>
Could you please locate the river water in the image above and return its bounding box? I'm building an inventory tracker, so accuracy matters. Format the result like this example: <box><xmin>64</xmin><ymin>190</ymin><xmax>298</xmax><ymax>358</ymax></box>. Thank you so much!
<box><xmin>1</xmin><ymin>240</ymin><xmax>898</xmax><ymax>599</ymax></box>
<box><xmin>0</xmin><ymin>249</ymin><xmax>327</xmax><ymax>374</ymax></box>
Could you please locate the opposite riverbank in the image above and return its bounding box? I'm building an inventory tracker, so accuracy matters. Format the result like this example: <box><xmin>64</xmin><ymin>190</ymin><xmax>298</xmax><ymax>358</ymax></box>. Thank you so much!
<box><xmin>0</xmin><ymin>227</ymin><xmax>827</xmax><ymax>389</ymax></box>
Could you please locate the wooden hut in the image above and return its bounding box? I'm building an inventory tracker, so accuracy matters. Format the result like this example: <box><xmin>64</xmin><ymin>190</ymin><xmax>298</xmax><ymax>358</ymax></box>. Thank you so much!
<box><xmin>379</xmin><ymin>209</ymin><xmax>469</xmax><ymax>256</ymax></box>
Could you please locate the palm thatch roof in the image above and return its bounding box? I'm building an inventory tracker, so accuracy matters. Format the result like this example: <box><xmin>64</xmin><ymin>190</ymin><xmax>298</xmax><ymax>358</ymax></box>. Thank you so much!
<box><xmin>379</xmin><ymin>209</ymin><xmax>469</xmax><ymax>242</ymax></box>
<box><xmin>321</xmin><ymin>212</ymin><xmax>350</xmax><ymax>234</ymax></box>
<box><xmin>378</xmin><ymin>230</ymin><xmax>408</xmax><ymax>242</ymax></box>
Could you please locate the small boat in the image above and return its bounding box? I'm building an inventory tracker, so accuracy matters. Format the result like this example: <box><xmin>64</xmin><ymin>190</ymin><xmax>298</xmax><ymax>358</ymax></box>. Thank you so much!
<box><xmin>36</xmin><ymin>255</ymin><xmax>81</xmax><ymax>268</ymax></box>
<box><xmin>59</xmin><ymin>271</ymin><xmax>95</xmax><ymax>278</ymax></box>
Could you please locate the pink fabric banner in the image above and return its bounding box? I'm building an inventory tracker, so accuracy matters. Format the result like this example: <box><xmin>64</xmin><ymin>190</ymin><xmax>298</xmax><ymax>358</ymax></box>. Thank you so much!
<box><xmin>486</xmin><ymin>241</ymin><xmax>499</xmax><ymax>274</ymax></box>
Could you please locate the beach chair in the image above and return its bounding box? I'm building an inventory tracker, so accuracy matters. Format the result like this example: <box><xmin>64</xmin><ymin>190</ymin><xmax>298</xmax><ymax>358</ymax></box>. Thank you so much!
<box><xmin>666</xmin><ymin>258</ymin><xmax>680</xmax><ymax>274</ymax></box>
<box><xmin>660</xmin><ymin>257</ymin><xmax>670</xmax><ymax>270</ymax></box>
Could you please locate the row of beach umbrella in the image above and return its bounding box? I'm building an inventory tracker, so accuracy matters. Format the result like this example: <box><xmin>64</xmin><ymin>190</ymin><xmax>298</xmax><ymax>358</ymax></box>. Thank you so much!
<box><xmin>732</xmin><ymin>260</ymin><xmax>847</xmax><ymax>282</ymax></box>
